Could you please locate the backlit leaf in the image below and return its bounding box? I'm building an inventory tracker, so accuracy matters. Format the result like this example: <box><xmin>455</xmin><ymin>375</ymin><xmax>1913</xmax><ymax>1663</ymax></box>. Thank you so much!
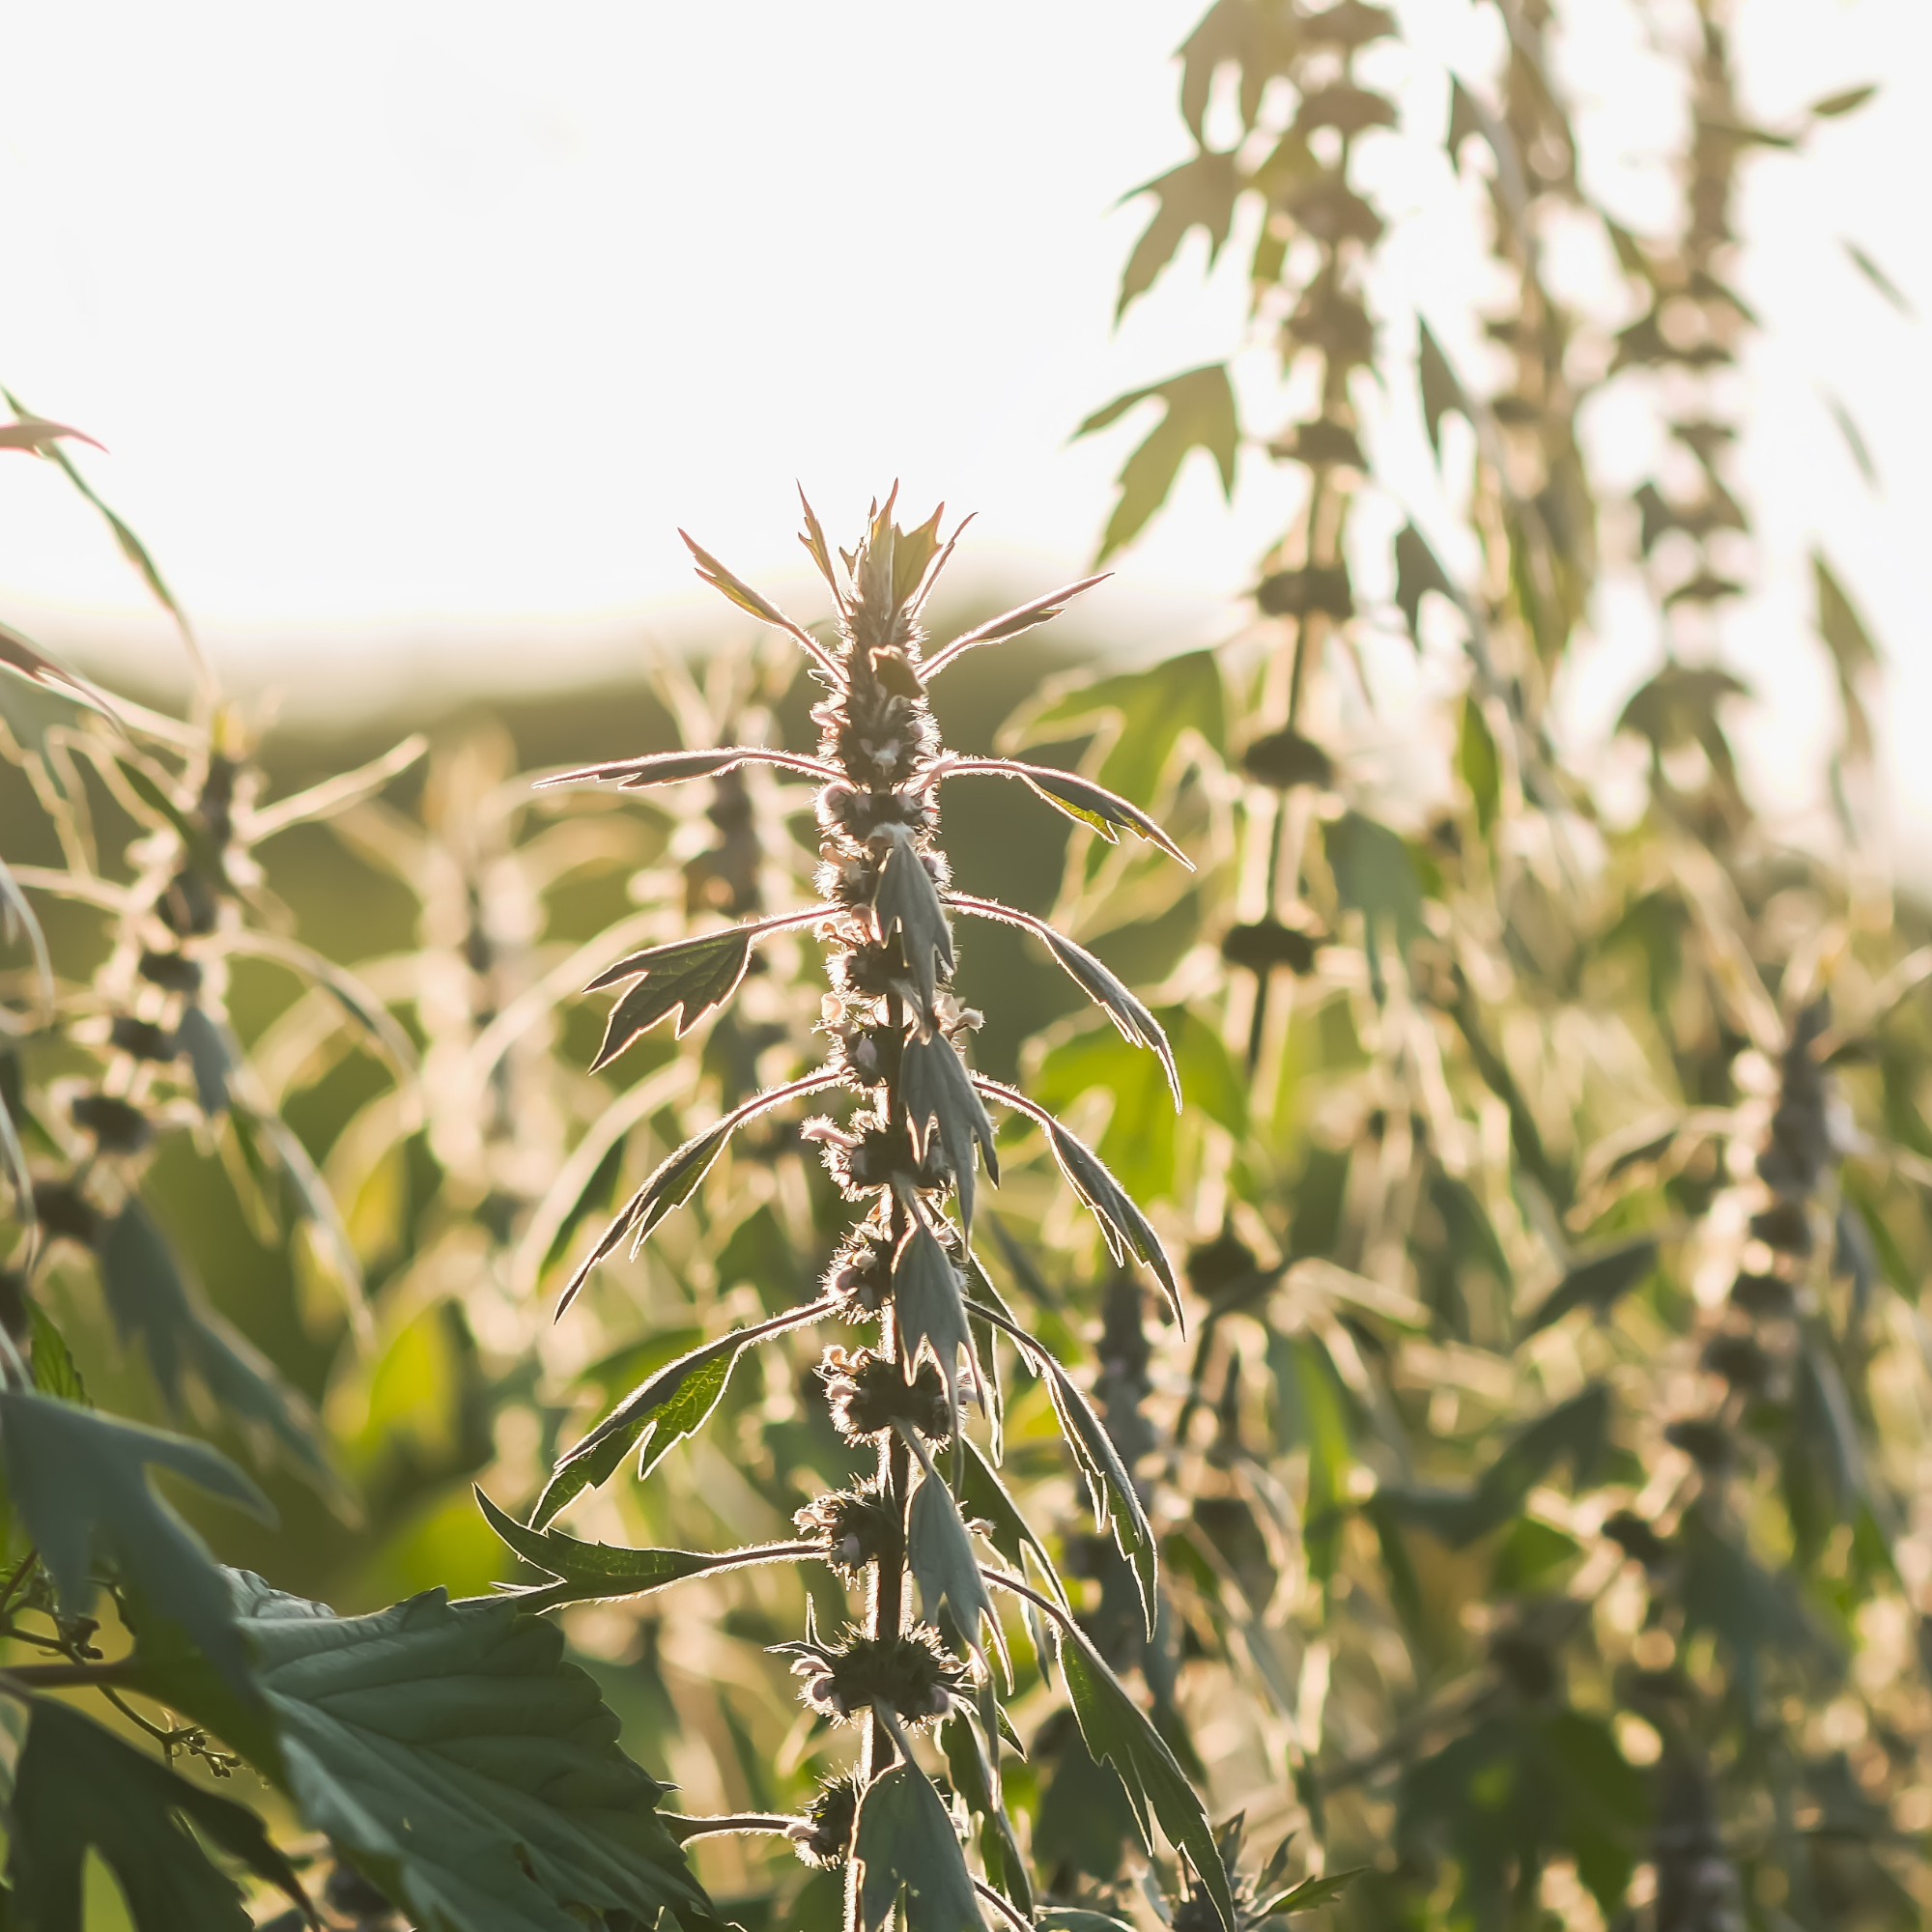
<box><xmin>893</xmin><ymin>1218</ymin><xmax>982</xmax><ymax>1437</ymax></box>
<box><xmin>1117</xmin><ymin>150</ymin><xmax>1241</xmax><ymax>322</ymax></box>
<box><xmin>588</xmin><ymin>926</ymin><xmax>756</xmax><ymax>1062</ymax></box>
<box><xmin>901</xmin><ymin>1031</ymin><xmax>999</xmax><ymax>1233</ymax></box>
<box><xmin>923</xmin><ymin>574</ymin><xmax>1110</xmax><ymax>679</ymax></box>
<box><xmin>1077</xmin><ymin>365</ymin><xmax>1238</xmax><ymax>562</ymax></box>
<box><xmin>854</xmin><ymin>1760</ymin><xmax>983</xmax><ymax>1932</ymax></box>
<box><xmin>873</xmin><ymin>822</ymin><xmax>955</xmax><ymax>1021</ymax></box>
<box><xmin>538</xmin><ymin>746</ymin><xmax>835</xmax><ymax>791</ymax></box>
<box><xmin>1042</xmin><ymin>1114</ymin><xmax>1182</xmax><ymax>1322</ymax></box>
<box><xmin>906</xmin><ymin>1441</ymin><xmax>1007</xmax><ymax>1675</ymax></box>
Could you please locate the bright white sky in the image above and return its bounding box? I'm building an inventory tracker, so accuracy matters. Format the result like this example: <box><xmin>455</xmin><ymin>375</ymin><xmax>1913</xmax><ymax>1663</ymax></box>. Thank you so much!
<box><xmin>0</xmin><ymin>1</ymin><xmax>1925</xmax><ymax>855</ymax></box>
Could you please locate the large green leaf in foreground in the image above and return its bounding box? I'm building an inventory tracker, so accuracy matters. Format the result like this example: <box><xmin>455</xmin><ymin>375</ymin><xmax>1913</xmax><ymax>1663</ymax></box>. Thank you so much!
<box><xmin>140</xmin><ymin>1573</ymin><xmax>712</xmax><ymax>1932</ymax></box>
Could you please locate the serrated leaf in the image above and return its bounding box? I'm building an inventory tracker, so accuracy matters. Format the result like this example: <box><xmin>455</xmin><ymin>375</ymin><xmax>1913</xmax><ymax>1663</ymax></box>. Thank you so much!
<box><xmin>960</xmin><ymin>1437</ymin><xmax>1065</xmax><ymax>1605</ymax></box>
<box><xmin>588</xmin><ymin>927</ymin><xmax>755</xmax><ymax>1062</ymax></box>
<box><xmin>477</xmin><ymin>1488</ymin><xmax>809</xmax><ymax>1605</ymax></box>
<box><xmin>854</xmin><ymin>1759</ymin><xmax>983</xmax><ymax>1932</ymax></box>
<box><xmin>953</xmin><ymin>902</ymin><xmax>1177</xmax><ymax>1100</ymax></box>
<box><xmin>1117</xmin><ymin>149</ymin><xmax>1241</xmax><ymax>322</ymax></box>
<box><xmin>901</xmin><ymin>1032</ymin><xmax>999</xmax><ymax>1233</ymax></box>
<box><xmin>1043</xmin><ymin>1116</ymin><xmax>1181</xmax><ymax>1323</ymax></box>
<box><xmin>537</xmin><ymin>1300</ymin><xmax>832</xmax><ymax>1525</ymax></box>
<box><xmin>893</xmin><ymin>1220</ymin><xmax>982</xmax><ymax>1438</ymax></box>
<box><xmin>1058</xmin><ymin>1619</ymin><xmax>1235</xmax><ymax>1931</ymax></box>
<box><xmin>1260</xmin><ymin>1868</ymin><xmax>1367</xmax><ymax>1915</ymax></box>
<box><xmin>906</xmin><ymin>1440</ymin><xmax>1007</xmax><ymax>1677</ymax></box>
<box><xmin>145</xmin><ymin>1577</ymin><xmax>711</xmax><ymax>1932</ymax></box>
<box><xmin>7</xmin><ymin>1699</ymin><xmax>308</xmax><ymax>1932</ymax></box>
<box><xmin>560</xmin><ymin>1120</ymin><xmax>734</xmax><ymax>1315</ymax></box>
<box><xmin>1521</xmin><ymin>1238</ymin><xmax>1658</xmax><ymax>1335</ymax></box>
<box><xmin>1006</xmin><ymin>649</ymin><xmax>1226</xmax><ymax>809</ymax></box>
<box><xmin>538</xmin><ymin>746</ymin><xmax>834</xmax><ymax>791</ymax></box>
<box><xmin>923</xmin><ymin>575</ymin><xmax>1109</xmax><ymax>679</ymax></box>
<box><xmin>99</xmin><ymin>1199</ymin><xmax>330</xmax><ymax>1480</ymax></box>
<box><xmin>0</xmin><ymin>1391</ymin><xmax>270</xmax><ymax>1691</ymax></box>
<box><xmin>991</xmin><ymin>760</ymin><xmax>1189</xmax><ymax>864</ymax></box>
<box><xmin>1077</xmin><ymin>365</ymin><xmax>1237</xmax><ymax>561</ymax></box>
<box><xmin>679</xmin><ymin>530</ymin><xmax>837</xmax><ymax>672</ymax></box>
<box><xmin>873</xmin><ymin>822</ymin><xmax>955</xmax><ymax>1021</ymax></box>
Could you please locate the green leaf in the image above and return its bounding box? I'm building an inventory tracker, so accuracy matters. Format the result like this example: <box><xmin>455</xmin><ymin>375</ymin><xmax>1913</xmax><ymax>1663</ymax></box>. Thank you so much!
<box><xmin>536</xmin><ymin>1301</ymin><xmax>830</xmax><ymax>1526</ymax></box>
<box><xmin>893</xmin><ymin>1220</ymin><xmax>983</xmax><ymax>1437</ymax></box>
<box><xmin>98</xmin><ymin>1199</ymin><xmax>329</xmax><ymax>1479</ymax></box>
<box><xmin>902</xmin><ymin>1032</ymin><xmax>999</xmax><ymax>1234</ymax></box>
<box><xmin>678</xmin><ymin>530</ymin><xmax>835</xmax><ymax>669</ymax></box>
<box><xmin>1077</xmin><ymin>365</ymin><xmax>1238</xmax><ymax>561</ymax></box>
<box><xmin>906</xmin><ymin>1443</ymin><xmax>1006</xmax><ymax>1676</ymax></box>
<box><xmin>993</xmin><ymin>760</ymin><xmax>1189</xmax><ymax>863</ymax></box>
<box><xmin>1812</xmin><ymin>550</ymin><xmax>1880</xmax><ymax>760</ymax></box>
<box><xmin>587</xmin><ymin>926</ymin><xmax>755</xmax><ymax>1064</ymax></box>
<box><xmin>854</xmin><ymin>1759</ymin><xmax>983</xmax><ymax>1932</ymax></box>
<box><xmin>28</xmin><ymin>1304</ymin><xmax>87</xmax><ymax>1404</ymax></box>
<box><xmin>923</xmin><ymin>574</ymin><xmax>1110</xmax><ymax>679</ymax></box>
<box><xmin>560</xmin><ymin>1119</ymin><xmax>734</xmax><ymax>1315</ymax></box>
<box><xmin>1260</xmin><ymin>1868</ymin><xmax>1367</xmax><ymax>1915</ymax></box>
<box><xmin>983</xmin><ymin>1312</ymin><xmax>1153</xmax><ymax>1634</ymax></box>
<box><xmin>1521</xmin><ymin>1238</ymin><xmax>1658</xmax><ymax>1336</ymax></box>
<box><xmin>959</xmin><ymin>1437</ymin><xmax>1066</xmax><ymax>1605</ymax></box>
<box><xmin>0</xmin><ymin>1392</ymin><xmax>270</xmax><ymax>1691</ymax></box>
<box><xmin>148</xmin><ymin>1577</ymin><xmax>711</xmax><ymax>1932</ymax></box>
<box><xmin>1058</xmin><ymin>1618</ymin><xmax>1235</xmax><ymax>1931</ymax></box>
<box><xmin>1042</xmin><ymin>1116</ymin><xmax>1181</xmax><ymax>1321</ymax></box>
<box><xmin>7</xmin><ymin>1699</ymin><xmax>308</xmax><ymax>1932</ymax></box>
<box><xmin>541</xmin><ymin>746</ymin><xmax>833</xmax><ymax>790</ymax></box>
<box><xmin>1036</xmin><ymin>1009</ymin><xmax>1240</xmax><ymax>1204</ymax></box>
<box><xmin>174</xmin><ymin>1006</ymin><xmax>234</xmax><ymax>1116</ymax></box>
<box><xmin>1116</xmin><ymin>150</ymin><xmax>1241</xmax><ymax>321</ymax></box>
<box><xmin>1321</xmin><ymin>810</ymin><xmax>1423</xmax><ymax>983</ymax></box>
<box><xmin>1008</xmin><ymin>649</ymin><xmax>1226</xmax><ymax>808</ymax></box>
<box><xmin>873</xmin><ymin>823</ymin><xmax>956</xmax><ymax>1021</ymax></box>
<box><xmin>477</xmin><ymin>1488</ymin><xmax>810</xmax><ymax>1605</ymax></box>
<box><xmin>1842</xmin><ymin>238</ymin><xmax>1915</xmax><ymax>317</ymax></box>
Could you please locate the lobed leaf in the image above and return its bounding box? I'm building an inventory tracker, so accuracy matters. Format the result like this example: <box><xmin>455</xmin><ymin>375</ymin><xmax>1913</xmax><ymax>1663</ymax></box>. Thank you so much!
<box><xmin>588</xmin><ymin>926</ymin><xmax>755</xmax><ymax>1062</ymax></box>
<box><xmin>872</xmin><ymin>822</ymin><xmax>955</xmax><ymax>1023</ymax></box>
<box><xmin>893</xmin><ymin>1218</ymin><xmax>983</xmax><ymax>1440</ymax></box>
<box><xmin>478</xmin><ymin>1489</ymin><xmax>810</xmax><ymax>1605</ymax></box>
<box><xmin>1116</xmin><ymin>150</ymin><xmax>1241</xmax><ymax>322</ymax></box>
<box><xmin>142</xmin><ymin>1576</ymin><xmax>712</xmax><ymax>1932</ymax></box>
<box><xmin>905</xmin><ymin>1438</ymin><xmax>1008</xmax><ymax>1678</ymax></box>
<box><xmin>854</xmin><ymin>1759</ymin><xmax>984</xmax><ymax>1932</ymax></box>
<box><xmin>951</xmin><ymin>895</ymin><xmax>1178</xmax><ymax>1103</ymax></box>
<box><xmin>1043</xmin><ymin>1116</ymin><xmax>1182</xmax><ymax>1324</ymax></box>
<box><xmin>901</xmin><ymin>1031</ymin><xmax>999</xmax><ymax>1233</ymax></box>
<box><xmin>922</xmin><ymin>574</ymin><xmax>1109</xmax><ymax>680</ymax></box>
<box><xmin>0</xmin><ymin>1391</ymin><xmax>270</xmax><ymax>1691</ymax></box>
<box><xmin>1076</xmin><ymin>365</ymin><xmax>1238</xmax><ymax>562</ymax></box>
<box><xmin>7</xmin><ymin>1698</ymin><xmax>308</xmax><ymax>1932</ymax></box>
<box><xmin>1057</xmin><ymin>1617</ymin><xmax>1235</xmax><ymax>1930</ymax></box>
<box><xmin>537</xmin><ymin>1299</ymin><xmax>834</xmax><ymax>1525</ymax></box>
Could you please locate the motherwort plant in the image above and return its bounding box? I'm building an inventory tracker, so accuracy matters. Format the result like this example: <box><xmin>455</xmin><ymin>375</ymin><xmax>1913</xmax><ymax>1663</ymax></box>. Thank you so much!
<box><xmin>496</xmin><ymin>496</ymin><xmax>1237</xmax><ymax>1931</ymax></box>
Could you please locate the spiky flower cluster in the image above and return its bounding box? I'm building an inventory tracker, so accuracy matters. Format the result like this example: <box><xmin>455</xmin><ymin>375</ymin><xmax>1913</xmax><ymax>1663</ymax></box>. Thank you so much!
<box><xmin>793</xmin><ymin>1479</ymin><xmax>900</xmax><ymax>1577</ymax></box>
<box><xmin>776</xmin><ymin>1623</ymin><xmax>969</xmax><ymax>1727</ymax></box>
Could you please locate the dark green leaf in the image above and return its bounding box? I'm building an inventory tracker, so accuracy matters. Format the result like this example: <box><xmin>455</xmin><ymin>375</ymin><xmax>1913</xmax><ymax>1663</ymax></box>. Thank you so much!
<box><xmin>1810</xmin><ymin>82</ymin><xmax>1876</xmax><ymax>118</ymax></box>
<box><xmin>901</xmin><ymin>1032</ymin><xmax>999</xmax><ymax>1234</ymax></box>
<box><xmin>478</xmin><ymin>1488</ymin><xmax>810</xmax><ymax>1605</ymax></box>
<box><xmin>894</xmin><ymin>1220</ymin><xmax>982</xmax><ymax>1436</ymax></box>
<box><xmin>7</xmin><ymin>1699</ymin><xmax>307</xmax><ymax>1932</ymax></box>
<box><xmin>1522</xmin><ymin>1238</ymin><xmax>1658</xmax><ymax>1336</ymax></box>
<box><xmin>873</xmin><ymin>822</ymin><xmax>955</xmax><ymax>1022</ymax></box>
<box><xmin>174</xmin><ymin>1006</ymin><xmax>234</xmax><ymax>1116</ymax></box>
<box><xmin>1058</xmin><ymin>1619</ymin><xmax>1235</xmax><ymax>1931</ymax></box>
<box><xmin>1260</xmin><ymin>1868</ymin><xmax>1366</xmax><ymax>1915</ymax></box>
<box><xmin>588</xmin><ymin>926</ymin><xmax>755</xmax><ymax>1062</ymax></box>
<box><xmin>906</xmin><ymin>1446</ymin><xmax>1006</xmax><ymax>1675</ymax></box>
<box><xmin>560</xmin><ymin>1120</ymin><xmax>735</xmax><ymax>1316</ymax></box>
<box><xmin>1393</xmin><ymin>521</ymin><xmax>1456</xmax><ymax>646</ymax></box>
<box><xmin>1076</xmin><ymin>365</ymin><xmax>1238</xmax><ymax>561</ymax></box>
<box><xmin>147</xmin><ymin>1577</ymin><xmax>711</xmax><ymax>1932</ymax></box>
<box><xmin>538</xmin><ymin>1301</ymin><xmax>830</xmax><ymax>1525</ymax></box>
<box><xmin>28</xmin><ymin>1304</ymin><xmax>87</xmax><ymax>1404</ymax></box>
<box><xmin>0</xmin><ymin>1392</ymin><xmax>270</xmax><ymax>1691</ymax></box>
<box><xmin>854</xmin><ymin>1760</ymin><xmax>982</xmax><ymax>1932</ymax></box>
<box><xmin>1322</xmin><ymin>811</ymin><xmax>1423</xmax><ymax>982</ymax></box>
<box><xmin>959</xmin><ymin>1437</ymin><xmax>1066</xmax><ymax>1605</ymax></box>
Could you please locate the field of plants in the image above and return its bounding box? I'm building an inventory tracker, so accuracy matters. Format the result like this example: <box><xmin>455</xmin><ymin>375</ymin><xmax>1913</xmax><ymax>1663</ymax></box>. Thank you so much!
<box><xmin>2</xmin><ymin>5</ymin><xmax>1928</xmax><ymax>1932</ymax></box>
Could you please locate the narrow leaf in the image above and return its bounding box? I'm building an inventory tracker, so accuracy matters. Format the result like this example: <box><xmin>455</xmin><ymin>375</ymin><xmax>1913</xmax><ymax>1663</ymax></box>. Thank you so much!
<box><xmin>873</xmin><ymin>822</ymin><xmax>955</xmax><ymax>1021</ymax></box>
<box><xmin>950</xmin><ymin>759</ymin><xmax>1190</xmax><ymax>865</ymax></box>
<box><xmin>1044</xmin><ymin>1116</ymin><xmax>1182</xmax><ymax>1324</ymax></box>
<box><xmin>589</xmin><ymin>926</ymin><xmax>755</xmax><ymax>1062</ymax></box>
<box><xmin>538</xmin><ymin>746</ymin><xmax>837</xmax><ymax>791</ymax></box>
<box><xmin>901</xmin><ymin>1031</ymin><xmax>999</xmax><ymax>1233</ymax></box>
<box><xmin>1522</xmin><ymin>1238</ymin><xmax>1658</xmax><ymax>1336</ymax></box>
<box><xmin>893</xmin><ymin>1218</ymin><xmax>983</xmax><ymax>1437</ymax></box>
<box><xmin>680</xmin><ymin>530</ymin><xmax>839</xmax><ymax>673</ymax></box>
<box><xmin>923</xmin><ymin>575</ymin><xmax>1110</xmax><ymax>680</ymax></box>
<box><xmin>905</xmin><ymin>1437</ymin><xmax>1007</xmax><ymax>1677</ymax></box>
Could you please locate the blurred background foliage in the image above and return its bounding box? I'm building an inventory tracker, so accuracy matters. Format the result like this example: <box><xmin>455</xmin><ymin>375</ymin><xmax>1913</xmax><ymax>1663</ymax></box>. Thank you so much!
<box><xmin>3</xmin><ymin>1</ymin><xmax>1930</xmax><ymax>1929</ymax></box>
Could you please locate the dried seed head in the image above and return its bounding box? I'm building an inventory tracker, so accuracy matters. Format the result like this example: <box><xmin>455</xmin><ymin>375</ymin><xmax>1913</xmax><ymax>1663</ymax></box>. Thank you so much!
<box><xmin>779</xmin><ymin>1625</ymin><xmax>969</xmax><ymax>1729</ymax></box>
<box><xmin>794</xmin><ymin>1478</ymin><xmax>899</xmax><ymax>1577</ymax></box>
